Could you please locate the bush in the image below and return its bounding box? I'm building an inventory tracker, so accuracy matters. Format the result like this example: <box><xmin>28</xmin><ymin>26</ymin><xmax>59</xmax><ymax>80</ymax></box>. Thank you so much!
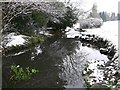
<box><xmin>31</xmin><ymin>10</ymin><xmax>48</xmax><ymax>27</ymax></box>
<box><xmin>47</xmin><ymin>6</ymin><xmax>78</xmax><ymax>30</ymax></box>
<box><xmin>11</xmin><ymin>15</ymin><xmax>34</xmax><ymax>35</ymax></box>
<box><xmin>80</xmin><ymin>18</ymin><xmax>103</xmax><ymax>29</ymax></box>
<box><xmin>10</xmin><ymin>10</ymin><xmax>48</xmax><ymax>35</ymax></box>
<box><xmin>26</xmin><ymin>35</ymin><xmax>44</xmax><ymax>45</ymax></box>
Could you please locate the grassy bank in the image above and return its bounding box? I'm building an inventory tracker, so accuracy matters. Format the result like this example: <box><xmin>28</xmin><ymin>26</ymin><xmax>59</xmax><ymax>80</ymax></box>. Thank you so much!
<box><xmin>3</xmin><ymin>35</ymin><xmax>46</xmax><ymax>54</ymax></box>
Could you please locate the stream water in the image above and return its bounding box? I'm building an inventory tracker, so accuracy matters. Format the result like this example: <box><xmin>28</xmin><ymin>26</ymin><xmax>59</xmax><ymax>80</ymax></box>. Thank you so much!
<box><xmin>2</xmin><ymin>21</ymin><xmax>118</xmax><ymax>88</ymax></box>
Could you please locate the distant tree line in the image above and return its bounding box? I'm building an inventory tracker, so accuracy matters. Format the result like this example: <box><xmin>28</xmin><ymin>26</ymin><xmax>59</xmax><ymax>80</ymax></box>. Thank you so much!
<box><xmin>99</xmin><ymin>12</ymin><xmax>120</xmax><ymax>22</ymax></box>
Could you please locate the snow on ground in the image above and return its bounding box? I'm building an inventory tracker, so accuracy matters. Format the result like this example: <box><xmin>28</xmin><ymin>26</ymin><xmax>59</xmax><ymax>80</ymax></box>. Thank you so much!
<box><xmin>39</xmin><ymin>30</ymin><xmax>52</xmax><ymax>36</ymax></box>
<box><xmin>65</xmin><ymin>21</ymin><xmax>118</xmax><ymax>86</ymax></box>
<box><xmin>4</xmin><ymin>33</ymin><xmax>27</xmax><ymax>48</ymax></box>
<box><xmin>66</xmin><ymin>21</ymin><xmax>118</xmax><ymax>49</ymax></box>
<box><xmin>65</xmin><ymin>27</ymin><xmax>82</xmax><ymax>38</ymax></box>
<box><xmin>6</xmin><ymin>35</ymin><xmax>26</xmax><ymax>47</ymax></box>
<box><xmin>81</xmin><ymin>21</ymin><xmax>119</xmax><ymax>86</ymax></box>
<box><xmin>73</xmin><ymin>23</ymin><xmax>80</xmax><ymax>29</ymax></box>
<box><xmin>79</xmin><ymin>46</ymin><xmax>109</xmax><ymax>85</ymax></box>
<box><xmin>3</xmin><ymin>30</ymin><xmax>53</xmax><ymax>49</ymax></box>
<box><xmin>82</xmin><ymin>21</ymin><xmax>118</xmax><ymax>49</ymax></box>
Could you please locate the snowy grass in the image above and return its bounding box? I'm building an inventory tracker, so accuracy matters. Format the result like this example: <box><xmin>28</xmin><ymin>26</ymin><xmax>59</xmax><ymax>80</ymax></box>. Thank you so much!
<box><xmin>3</xmin><ymin>33</ymin><xmax>45</xmax><ymax>54</ymax></box>
<box><xmin>6</xmin><ymin>35</ymin><xmax>26</xmax><ymax>47</ymax></box>
<box><xmin>83</xmin><ymin>21</ymin><xmax>118</xmax><ymax>49</ymax></box>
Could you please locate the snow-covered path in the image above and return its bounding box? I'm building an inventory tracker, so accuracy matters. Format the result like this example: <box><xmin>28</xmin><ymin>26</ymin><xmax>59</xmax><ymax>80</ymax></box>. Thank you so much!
<box><xmin>83</xmin><ymin>21</ymin><xmax>118</xmax><ymax>49</ymax></box>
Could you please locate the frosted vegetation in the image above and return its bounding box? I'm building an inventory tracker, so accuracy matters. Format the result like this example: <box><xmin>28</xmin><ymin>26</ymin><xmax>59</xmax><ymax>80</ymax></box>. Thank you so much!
<box><xmin>2</xmin><ymin>2</ymin><xmax>78</xmax><ymax>52</ymax></box>
<box><xmin>1</xmin><ymin>1</ymin><xmax>119</xmax><ymax>89</ymax></box>
<box><xmin>79</xmin><ymin>18</ymin><xmax>103</xmax><ymax>29</ymax></box>
<box><xmin>84</xmin><ymin>21</ymin><xmax>118</xmax><ymax>49</ymax></box>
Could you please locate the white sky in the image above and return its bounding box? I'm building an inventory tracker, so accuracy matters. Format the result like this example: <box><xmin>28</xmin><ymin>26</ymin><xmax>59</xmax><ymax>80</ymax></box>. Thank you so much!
<box><xmin>61</xmin><ymin>0</ymin><xmax>120</xmax><ymax>13</ymax></box>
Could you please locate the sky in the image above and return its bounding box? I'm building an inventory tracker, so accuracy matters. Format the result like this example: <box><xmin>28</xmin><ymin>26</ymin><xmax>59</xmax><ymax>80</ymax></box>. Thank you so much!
<box><xmin>61</xmin><ymin>0</ymin><xmax>120</xmax><ymax>13</ymax></box>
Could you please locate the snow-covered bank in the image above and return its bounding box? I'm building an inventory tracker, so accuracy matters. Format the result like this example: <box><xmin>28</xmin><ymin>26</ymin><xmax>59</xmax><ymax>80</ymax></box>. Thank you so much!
<box><xmin>81</xmin><ymin>21</ymin><xmax>119</xmax><ymax>88</ymax></box>
<box><xmin>82</xmin><ymin>21</ymin><xmax>118</xmax><ymax>49</ymax></box>
<box><xmin>66</xmin><ymin>21</ymin><xmax>118</xmax><ymax>49</ymax></box>
<box><xmin>65</xmin><ymin>27</ymin><xmax>82</xmax><ymax>38</ymax></box>
<box><xmin>2</xmin><ymin>33</ymin><xmax>27</xmax><ymax>48</ymax></box>
<box><xmin>2</xmin><ymin>33</ymin><xmax>46</xmax><ymax>54</ymax></box>
<box><xmin>65</xmin><ymin>21</ymin><xmax>119</xmax><ymax>88</ymax></box>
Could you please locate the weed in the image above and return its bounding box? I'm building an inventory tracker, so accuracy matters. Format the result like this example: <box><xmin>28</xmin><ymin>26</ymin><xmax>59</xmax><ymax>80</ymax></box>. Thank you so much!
<box><xmin>10</xmin><ymin>65</ymin><xmax>39</xmax><ymax>83</ymax></box>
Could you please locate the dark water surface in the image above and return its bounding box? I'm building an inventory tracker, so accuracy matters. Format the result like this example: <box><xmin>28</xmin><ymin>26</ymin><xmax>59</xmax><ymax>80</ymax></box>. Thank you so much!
<box><xmin>2</xmin><ymin>36</ymin><xmax>109</xmax><ymax>89</ymax></box>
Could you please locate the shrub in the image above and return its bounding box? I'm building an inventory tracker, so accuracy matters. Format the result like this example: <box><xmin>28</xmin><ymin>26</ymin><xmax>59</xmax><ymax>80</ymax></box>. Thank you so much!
<box><xmin>11</xmin><ymin>15</ymin><xmax>34</xmax><ymax>35</ymax></box>
<box><xmin>47</xmin><ymin>5</ymin><xmax>78</xmax><ymax>30</ymax></box>
<box><xmin>3</xmin><ymin>35</ymin><xmax>45</xmax><ymax>54</ymax></box>
<box><xmin>26</xmin><ymin>35</ymin><xmax>44</xmax><ymax>45</ymax></box>
<box><xmin>10</xmin><ymin>65</ymin><xmax>39</xmax><ymax>83</ymax></box>
<box><xmin>31</xmin><ymin>10</ymin><xmax>48</xmax><ymax>27</ymax></box>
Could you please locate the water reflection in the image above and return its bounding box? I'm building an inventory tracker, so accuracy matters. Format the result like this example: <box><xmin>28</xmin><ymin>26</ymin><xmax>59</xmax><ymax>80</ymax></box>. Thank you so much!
<box><xmin>2</xmin><ymin>36</ymin><xmax>94</xmax><ymax>88</ymax></box>
<box><xmin>2</xmin><ymin>37</ymin><xmax>87</xmax><ymax>88</ymax></box>
<box><xmin>42</xmin><ymin>37</ymin><xmax>87</xmax><ymax>88</ymax></box>
<box><xmin>62</xmin><ymin>53</ymin><xmax>87</xmax><ymax>88</ymax></box>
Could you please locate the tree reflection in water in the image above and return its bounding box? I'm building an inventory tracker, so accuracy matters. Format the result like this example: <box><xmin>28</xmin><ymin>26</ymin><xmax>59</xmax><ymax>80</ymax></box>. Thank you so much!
<box><xmin>43</xmin><ymin>37</ymin><xmax>87</xmax><ymax>88</ymax></box>
<box><xmin>2</xmin><ymin>36</ymin><xmax>88</xmax><ymax>88</ymax></box>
